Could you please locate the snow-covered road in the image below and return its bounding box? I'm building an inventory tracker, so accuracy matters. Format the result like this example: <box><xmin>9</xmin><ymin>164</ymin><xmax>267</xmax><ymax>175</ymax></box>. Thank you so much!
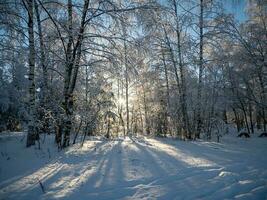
<box><xmin>0</xmin><ymin>133</ymin><xmax>267</xmax><ymax>199</ymax></box>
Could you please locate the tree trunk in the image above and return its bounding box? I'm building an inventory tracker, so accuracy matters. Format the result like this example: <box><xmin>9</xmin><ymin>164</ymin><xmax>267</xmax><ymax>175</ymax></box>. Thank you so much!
<box><xmin>176</xmin><ymin>28</ymin><xmax>190</xmax><ymax>139</ymax></box>
<box><xmin>163</xmin><ymin>26</ymin><xmax>182</xmax><ymax>137</ymax></box>
<box><xmin>233</xmin><ymin>107</ymin><xmax>241</xmax><ymax>132</ymax></box>
<box><xmin>248</xmin><ymin>102</ymin><xmax>254</xmax><ymax>134</ymax></box>
<box><xmin>73</xmin><ymin>119</ymin><xmax>83</xmax><ymax>144</ymax></box>
<box><xmin>256</xmin><ymin>107</ymin><xmax>262</xmax><ymax>130</ymax></box>
<box><xmin>62</xmin><ymin>0</ymin><xmax>89</xmax><ymax>147</ymax></box>
<box><xmin>258</xmin><ymin>72</ymin><xmax>267</xmax><ymax>131</ymax></box>
<box><xmin>123</xmin><ymin>23</ymin><xmax>130</xmax><ymax>137</ymax></box>
<box><xmin>196</xmin><ymin>0</ymin><xmax>204</xmax><ymax>139</ymax></box>
<box><xmin>223</xmin><ymin>109</ymin><xmax>227</xmax><ymax>124</ymax></box>
<box><xmin>161</xmin><ymin>44</ymin><xmax>170</xmax><ymax>136</ymax></box>
<box><xmin>34</xmin><ymin>0</ymin><xmax>48</xmax><ymax>106</ymax></box>
<box><xmin>26</xmin><ymin>0</ymin><xmax>38</xmax><ymax>147</ymax></box>
<box><xmin>240</xmin><ymin>102</ymin><xmax>251</xmax><ymax>134</ymax></box>
<box><xmin>142</xmin><ymin>85</ymin><xmax>150</xmax><ymax>135</ymax></box>
<box><xmin>161</xmin><ymin>44</ymin><xmax>170</xmax><ymax>107</ymax></box>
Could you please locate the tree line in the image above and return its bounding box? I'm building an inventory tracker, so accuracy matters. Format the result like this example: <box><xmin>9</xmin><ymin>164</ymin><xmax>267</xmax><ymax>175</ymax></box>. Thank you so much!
<box><xmin>0</xmin><ymin>0</ymin><xmax>266</xmax><ymax>148</ymax></box>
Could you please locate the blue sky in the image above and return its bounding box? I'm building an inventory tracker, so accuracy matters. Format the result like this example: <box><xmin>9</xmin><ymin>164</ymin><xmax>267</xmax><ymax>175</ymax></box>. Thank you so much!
<box><xmin>223</xmin><ymin>0</ymin><xmax>248</xmax><ymax>22</ymax></box>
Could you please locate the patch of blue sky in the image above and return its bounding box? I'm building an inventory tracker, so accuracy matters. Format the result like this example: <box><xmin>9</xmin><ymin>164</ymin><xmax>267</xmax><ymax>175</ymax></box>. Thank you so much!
<box><xmin>222</xmin><ymin>0</ymin><xmax>248</xmax><ymax>22</ymax></box>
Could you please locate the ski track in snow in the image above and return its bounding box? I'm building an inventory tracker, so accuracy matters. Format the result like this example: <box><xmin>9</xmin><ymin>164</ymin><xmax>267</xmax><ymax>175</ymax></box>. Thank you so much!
<box><xmin>0</xmin><ymin>133</ymin><xmax>267</xmax><ymax>200</ymax></box>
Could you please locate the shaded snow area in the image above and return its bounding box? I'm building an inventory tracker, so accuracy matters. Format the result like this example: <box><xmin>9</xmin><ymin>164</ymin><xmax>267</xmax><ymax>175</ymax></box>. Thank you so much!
<box><xmin>0</xmin><ymin>133</ymin><xmax>267</xmax><ymax>200</ymax></box>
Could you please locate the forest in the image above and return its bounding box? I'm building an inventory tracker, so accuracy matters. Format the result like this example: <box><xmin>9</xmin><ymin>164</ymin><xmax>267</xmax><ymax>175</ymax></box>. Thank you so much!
<box><xmin>0</xmin><ymin>0</ymin><xmax>267</xmax><ymax>199</ymax></box>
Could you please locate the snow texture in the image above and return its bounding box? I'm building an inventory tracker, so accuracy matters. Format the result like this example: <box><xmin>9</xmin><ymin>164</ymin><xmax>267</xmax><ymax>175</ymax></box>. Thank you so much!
<box><xmin>0</xmin><ymin>132</ymin><xmax>267</xmax><ymax>200</ymax></box>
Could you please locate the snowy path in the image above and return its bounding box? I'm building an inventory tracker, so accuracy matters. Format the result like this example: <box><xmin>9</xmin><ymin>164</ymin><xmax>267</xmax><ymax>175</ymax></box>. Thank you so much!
<box><xmin>0</xmin><ymin>133</ymin><xmax>267</xmax><ymax>200</ymax></box>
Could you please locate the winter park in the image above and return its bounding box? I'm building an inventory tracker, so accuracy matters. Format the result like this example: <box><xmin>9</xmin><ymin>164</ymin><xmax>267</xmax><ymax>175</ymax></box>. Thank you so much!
<box><xmin>0</xmin><ymin>0</ymin><xmax>267</xmax><ymax>199</ymax></box>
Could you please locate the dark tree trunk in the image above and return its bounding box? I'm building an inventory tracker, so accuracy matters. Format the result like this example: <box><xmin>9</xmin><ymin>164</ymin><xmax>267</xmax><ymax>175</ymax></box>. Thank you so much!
<box><xmin>196</xmin><ymin>0</ymin><xmax>204</xmax><ymax>139</ymax></box>
<box><xmin>25</xmin><ymin>0</ymin><xmax>38</xmax><ymax>147</ymax></box>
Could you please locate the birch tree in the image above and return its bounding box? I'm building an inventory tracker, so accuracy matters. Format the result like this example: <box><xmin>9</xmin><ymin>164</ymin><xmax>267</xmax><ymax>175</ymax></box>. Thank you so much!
<box><xmin>23</xmin><ymin>0</ymin><xmax>38</xmax><ymax>147</ymax></box>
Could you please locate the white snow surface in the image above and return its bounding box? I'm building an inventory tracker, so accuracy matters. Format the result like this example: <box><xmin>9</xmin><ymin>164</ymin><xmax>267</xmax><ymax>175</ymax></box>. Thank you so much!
<box><xmin>0</xmin><ymin>132</ymin><xmax>267</xmax><ymax>200</ymax></box>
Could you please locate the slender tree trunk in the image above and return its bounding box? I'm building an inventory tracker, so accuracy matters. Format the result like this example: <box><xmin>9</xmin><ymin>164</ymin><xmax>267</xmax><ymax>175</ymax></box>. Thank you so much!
<box><xmin>223</xmin><ymin>109</ymin><xmax>227</xmax><ymax>124</ymax></box>
<box><xmin>62</xmin><ymin>0</ymin><xmax>89</xmax><ymax>147</ymax></box>
<box><xmin>130</xmin><ymin>106</ymin><xmax>135</xmax><ymax>135</ymax></box>
<box><xmin>161</xmin><ymin>44</ymin><xmax>170</xmax><ymax>107</ymax></box>
<box><xmin>161</xmin><ymin>44</ymin><xmax>170</xmax><ymax>135</ymax></box>
<box><xmin>163</xmin><ymin>27</ymin><xmax>183</xmax><ymax>137</ymax></box>
<box><xmin>26</xmin><ymin>0</ymin><xmax>38</xmax><ymax>147</ymax></box>
<box><xmin>81</xmin><ymin>123</ymin><xmax>89</xmax><ymax>147</ymax></box>
<box><xmin>123</xmin><ymin>23</ymin><xmax>129</xmax><ymax>136</ymax></box>
<box><xmin>34</xmin><ymin>0</ymin><xmax>48</xmax><ymax>106</ymax></box>
<box><xmin>240</xmin><ymin>102</ymin><xmax>251</xmax><ymax>134</ymax></box>
<box><xmin>233</xmin><ymin>107</ymin><xmax>241</xmax><ymax>132</ymax></box>
<box><xmin>73</xmin><ymin>118</ymin><xmax>83</xmax><ymax>144</ymax></box>
<box><xmin>106</xmin><ymin>116</ymin><xmax>111</xmax><ymax>139</ymax></box>
<box><xmin>142</xmin><ymin>85</ymin><xmax>150</xmax><ymax>135</ymax></box>
<box><xmin>176</xmin><ymin>26</ymin><xmax>190</xmax><ymax>139</ymax></box>
<box><xmin>163</xmin><ymin>27</ymin><xmax>180</xmax><ymax>92</ymax></box>
<box><xmin>139</xmin><ymin>105</ymin><xmax>144</xmax><ymax>134</ymax></box>
<box><xmin>62</xmin><ymin>0</ymin><xmax>74</xmax><ymax>148</ymax></box>
<box><xmin>248</xmin><ymin>102</ymin><xmax>254</xmax><ymax>133</ymax></box>
<box><xmin>256</xmin><ymin>106</ymin><xmax>262</xmax><ymax>130</ymax></box>
<box><xmin>196</xmin><ymin>0</ymin><xmax>204</xmax><ymax>139</ymax></box>
<box><xmin>258</xmin><ymin>72</ymin><xmax>267</xmax><ymax>131</ymax></box>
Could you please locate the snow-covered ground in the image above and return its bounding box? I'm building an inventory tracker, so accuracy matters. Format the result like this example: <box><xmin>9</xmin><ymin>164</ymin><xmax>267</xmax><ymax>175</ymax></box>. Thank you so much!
<box><xmin>0</xmin><ymin>132</ymin><xmax>267</xmax><ymax>200</ymax></box>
